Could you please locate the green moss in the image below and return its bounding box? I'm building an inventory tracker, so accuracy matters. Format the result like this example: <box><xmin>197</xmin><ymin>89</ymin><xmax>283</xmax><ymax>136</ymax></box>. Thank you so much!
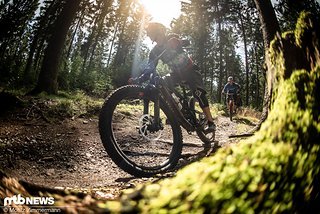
<box><xmin>255</xmin><ymin>69</ymin><xmax>320</xmax><ymax>145</ymax></box>
<box><xmin>295</xmin><ymin>12</ymin><xmax>314</xmax><ymax>48</ymax></box>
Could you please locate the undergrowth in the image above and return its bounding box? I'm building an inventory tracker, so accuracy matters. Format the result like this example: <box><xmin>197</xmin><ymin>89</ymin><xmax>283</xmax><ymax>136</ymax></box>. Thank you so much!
<box><xmin>36</xmin><ymin>91</ymin><xmax>103</xmax><ymax>118</ymax></box>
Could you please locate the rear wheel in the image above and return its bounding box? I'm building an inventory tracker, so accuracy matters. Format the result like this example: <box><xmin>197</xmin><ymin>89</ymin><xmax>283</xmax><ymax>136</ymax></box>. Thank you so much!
<box><xmin>99</xmin><ymin>85</ymin><xmax>183</xmax><ymax>177</ymax></box>
<box><xmin>188</xmin><ymin>98</ymin><xmax>215</xmax><ymax>144</ymax></box>
<box><xmin>196</xmin><ymin>116</ymin><xmax>215</xmax><ymax>144</ymax></box>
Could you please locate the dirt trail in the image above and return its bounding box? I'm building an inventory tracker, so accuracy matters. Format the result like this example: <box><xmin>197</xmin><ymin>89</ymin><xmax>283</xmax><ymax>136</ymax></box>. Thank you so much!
<box><xmin>0</xmin><ymin>114</ymin><xmax>254</xmax><ymax>197</ymax></box>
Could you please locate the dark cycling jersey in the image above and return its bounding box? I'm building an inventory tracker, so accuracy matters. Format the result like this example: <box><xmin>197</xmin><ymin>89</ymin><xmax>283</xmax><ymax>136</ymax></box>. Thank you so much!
<box><xmin>137</xmin><ymin>35</ymin><xmax>209</xmax><ymax>108</ymax></box>
<box><xmin>138</xmin><ymin>35</ymin><xmax>193</xmax><ymax>82</ymax></box>
<box><xmin>149</xmin><ymin>36</ymin><xmax>192</xmax><ymax>72</ymax></box>
<box><xmin>223</xmin><ymin>82</ymin><xmax>240</xmax><ymax>94</ymax></box>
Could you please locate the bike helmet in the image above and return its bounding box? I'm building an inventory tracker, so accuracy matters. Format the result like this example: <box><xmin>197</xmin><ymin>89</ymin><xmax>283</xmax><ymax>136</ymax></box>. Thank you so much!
<box><xmin>228</xmin><ymin>76</ymin><xmax>233</xmax><ymax>81</ymax></box>
<box><xmin>145</xmin><ymin>22</ymin><xmax>166</xmax><ymax>37</ymax></box>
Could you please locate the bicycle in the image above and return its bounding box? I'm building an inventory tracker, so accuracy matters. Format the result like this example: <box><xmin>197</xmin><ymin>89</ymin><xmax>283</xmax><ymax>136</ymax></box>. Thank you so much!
<box><xmin>226</xmin><ymin>91</ymin><xmax>237</xmax><ymax>121</ymax></box>
<box><xmin>99</xmin><ymin>68</ymin><xmax>215</xmax><ymax>177</ymax></box>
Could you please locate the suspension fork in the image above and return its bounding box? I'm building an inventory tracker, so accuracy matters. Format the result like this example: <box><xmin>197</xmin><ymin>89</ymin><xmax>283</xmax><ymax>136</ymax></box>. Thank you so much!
<box><xmin>229</xmin><ymin>99</ymin><xmax>234</xmax><ymax>108</ymax></box>
<box><xmin>143</xmin><ymin>85</ymin><xmax>161</xmax><ymax>129</ymax></box>
<box><xmin>143</xmin><ymin>99</ymin><xmax>149</xmax><ymax>115</ymax></box>
<box><xmin>154</xmin><ymin>93</ymin><xmax>160</xmax><ymax>125</ymax></box>
<box><xmin>228</xmin><ymin>95</ymin><xmax>234</xmax><ymax>110</ymax></box>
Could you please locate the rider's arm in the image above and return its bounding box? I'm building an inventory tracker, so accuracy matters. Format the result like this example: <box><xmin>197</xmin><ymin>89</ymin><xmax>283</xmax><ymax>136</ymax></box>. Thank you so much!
<box><xmin>222</xmin><ymin>84</ymin><xmax>228</xmax><ymax>94</ymax></box>
<box><xmin>132</xmin><ymin>49</ymin><xmax>159</xmax><ymax>84</ymax></box>
<box><xmin>236</xmin><ymin>83</ymin><xmax>241</xmax><ymax>93</ymax></box>
<box><xmin>136</xmin><ymin>61</ymin><xmax>156</xmax><ymax>83</ymax></box>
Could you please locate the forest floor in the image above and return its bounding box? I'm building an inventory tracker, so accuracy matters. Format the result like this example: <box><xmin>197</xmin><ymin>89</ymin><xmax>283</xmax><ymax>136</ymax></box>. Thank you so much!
<box><xmin>0</xmin><ymin>95</ymin><xmax>258</xmax><ymax>200</ymax></box>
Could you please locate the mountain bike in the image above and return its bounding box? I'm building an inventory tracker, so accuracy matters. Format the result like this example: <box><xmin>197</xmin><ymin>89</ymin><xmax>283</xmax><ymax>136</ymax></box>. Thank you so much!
<box><xmin>99</xmin><ymin>72</ymin><xmax>215</xmax><ymax>177</ymax></box>
<box><xmin>226</xmin><ymin>92</ymin><xmax>236</xmax><ymax>121</ymax></box>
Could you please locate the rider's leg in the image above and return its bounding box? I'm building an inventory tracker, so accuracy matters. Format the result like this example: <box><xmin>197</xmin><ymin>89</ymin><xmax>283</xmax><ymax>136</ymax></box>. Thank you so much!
<box><xmin>182</xmin><ymin>65</ymin><xmax>215</xmax><ymax>131</ymax></box>
<box><xmin>202</xmin><ymin>106</ymin><xmax>214</xmax><ymax>122</ymax></box>
<box><xmin>193</xmin><ymin>89</ymin><xmax>214</xmax><ymax>122</ymax></box>
<box><xmin>193</xmin><ymin>88</ymin><xmax>215</xmax><ymax>131</ymax></box>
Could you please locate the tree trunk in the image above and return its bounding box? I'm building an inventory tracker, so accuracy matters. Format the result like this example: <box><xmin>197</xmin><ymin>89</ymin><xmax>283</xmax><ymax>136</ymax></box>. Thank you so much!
<box><xmin>254</xmin><ymin>0</ymin><xmax>281</xmax><ymax>50</ymax></box>
<box><xmin>23</xmin><ymin>1</ymin><xmax>58</xmax><ymax>85</ymax></box>
<box><xmin>254</xmin><ymin>43</ymin><xmax>261</xmax><ymax>108</ymax></box>
<box><xmin>113</xmin><ymin>1</ymin><xmax>133</xmax><ymax>66</ymax></box>
<box><xmin>217</xmin><ymin>12</ymin><xmax>224</xmax><ymax>103</ymax></box>
<box><xmin>81</xmin><ymin>15</ymin><xmax>99</xmax><ymax>74</ymax></box>
<box><xmin>238</xmin><ymin>11</ymin><xmax>250</xmax><ymax>106</ymax></box>
<box><xmin>87</xmin><ymin>1</ymin><xmax>112</xmax><ymax>70</ymax></box>
<box><xmin>29</xmin><ymin>0</ymin><xmax>82</xmax><ymax>95</ymax></box>
<box><xmin>106</xmin><ymin>23</ymin><xmax>119</xmax><ymax>68</ymax></box>
<box><xmin>65</xmin><ymin>9</ymin><xmax>85</xmax><ymax>62</ymax></box>
<box><xmin>248</xmin><ymin>0</ymin><xmax>281</xmax><ymax>133</ymax></box>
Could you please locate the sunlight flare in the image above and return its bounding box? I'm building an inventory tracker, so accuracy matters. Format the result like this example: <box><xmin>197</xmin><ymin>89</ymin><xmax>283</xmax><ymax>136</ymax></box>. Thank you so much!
<box><xmin>139</xmin><ymin>0</ymin><xmax>181</xmax><ymax>27</ymax></box>
<box><xmin>131</xmin><ymin>1</ymin><xmax>182</xmax><ymax>77</ymax></box>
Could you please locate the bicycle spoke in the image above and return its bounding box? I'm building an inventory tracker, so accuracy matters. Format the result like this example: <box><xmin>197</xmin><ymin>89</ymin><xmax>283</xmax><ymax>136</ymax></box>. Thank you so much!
<box><xmin>111</xmin><ymin>96</ymin><xmax>176</xmax><ymax>169</ymax></box>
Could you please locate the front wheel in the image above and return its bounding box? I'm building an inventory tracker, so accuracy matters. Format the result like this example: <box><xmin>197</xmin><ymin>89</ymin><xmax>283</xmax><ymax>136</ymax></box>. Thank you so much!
<box><xmin>99</xmin><ymin>85</ymin><xmax>183</xmax><ymax>177</ymax></box>
<box><xmin>229</xmin><ymin>100</ymin><xmax>234</xmax><ymax>121</ymax></box>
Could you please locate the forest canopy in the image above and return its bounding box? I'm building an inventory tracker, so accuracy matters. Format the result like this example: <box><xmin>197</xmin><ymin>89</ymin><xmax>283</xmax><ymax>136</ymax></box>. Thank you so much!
<box><xmin>2</xmin><ymin>0</ymin><xmax>318</xmax><ymax>109</ymax></box>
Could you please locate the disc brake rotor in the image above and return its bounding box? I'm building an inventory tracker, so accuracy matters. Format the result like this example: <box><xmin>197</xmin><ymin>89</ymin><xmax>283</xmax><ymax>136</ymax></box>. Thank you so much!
<box><xmin>138</xmin><ymin>114</ymin><xmax>162</xmax><ymax>141</ymax></box>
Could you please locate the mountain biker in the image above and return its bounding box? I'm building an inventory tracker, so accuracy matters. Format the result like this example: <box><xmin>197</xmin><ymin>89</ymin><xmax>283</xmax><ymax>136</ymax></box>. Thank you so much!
<box><xmin>129</xmin><ymin>22</ymin><xmax>216</xmax><ymax>132</ymax></box>
<box><xmin>222</xmin><ymin>76</ymin><xmax>241</xmax><ymax>108</ymax></box>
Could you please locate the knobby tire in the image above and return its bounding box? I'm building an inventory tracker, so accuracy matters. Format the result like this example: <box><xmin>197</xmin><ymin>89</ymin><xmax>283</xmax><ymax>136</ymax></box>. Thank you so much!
<box><xmin>99</xmin><ymin>85</ymin><xmax>183</xmax><ymax>177</ymax></box>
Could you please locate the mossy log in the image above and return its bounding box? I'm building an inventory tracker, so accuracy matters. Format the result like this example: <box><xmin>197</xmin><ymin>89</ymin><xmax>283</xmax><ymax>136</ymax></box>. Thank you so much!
<box><xmin>1</xmin><ymin>12</ymin><xmax>320</xmax><ymax>213</ymax></box>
